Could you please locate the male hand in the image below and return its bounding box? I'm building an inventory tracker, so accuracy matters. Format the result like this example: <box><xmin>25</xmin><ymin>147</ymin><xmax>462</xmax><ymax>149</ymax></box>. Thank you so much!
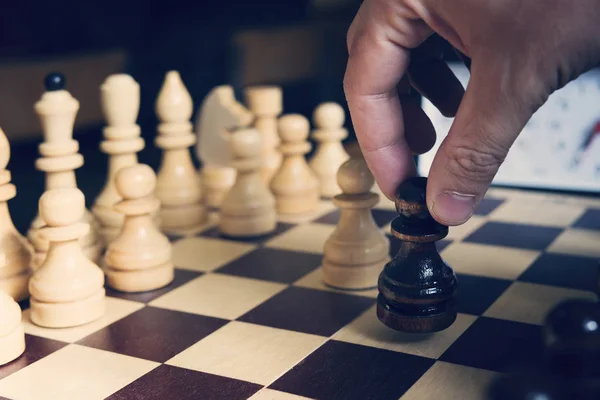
<box><xmin>344</xmin><ymin>0</ymin><xmax>600</xmax><ymax>225</ymax></box>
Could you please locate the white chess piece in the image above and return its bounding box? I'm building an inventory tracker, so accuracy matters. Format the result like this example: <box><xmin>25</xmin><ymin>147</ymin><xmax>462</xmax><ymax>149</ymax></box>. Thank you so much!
<box><xmin>219</xmin><ymin>127</ymin><xmax>276</xmax><ymax>237</ymax></box>
<box><xmin>0</xmin><ymin>128</ymin><xmax>33</xmax><ymax>301</ymax></box>
<box><xmin>105</xmin><ymin>164</ymin><xmax>174</xmax><ymax>292</ymax></box>
<box><xmin>322</xmin><ymin>157</ymin><xmax>390</xmax><ymax>289</ymax></box>
<box><xmin>309</xmin><ymin>102</ymin><xmax>350</xmax><ymax>198</ymax></box>
<box><xmin>154</xmin><ymin>71</ymin><xmax>205</xmax><ymax>231</ymax></box>
<box><xmin>0</xmin><ymin>290</ymin><xmax>25</xmax><ymax>365</ymax></box>
<box><xmin>270</xmin><ymin>114</ymin><xmax>319</xmax><ymax>215</ymax></box>
<box><xmin>93</xmin><ymin>74</ymin><xmax>147</xmax><ymax>244</ymax></box>
<box><xmin>29</xmin><ymin>187</ymin><xmax>106</xmax><ymax>328</ymax></box>
<box><xmin>195</xmin><ymin>85</ymin><xmax>253</xmax><ymax>209</ymax></box>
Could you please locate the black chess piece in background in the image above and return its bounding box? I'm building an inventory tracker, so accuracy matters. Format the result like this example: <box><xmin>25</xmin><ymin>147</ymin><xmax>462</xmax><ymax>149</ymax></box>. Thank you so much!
<box><xmin>377</xmin><ymin>177</ymin><xmax>458</xmax><ymax>333</ymax></box>
<box><xmin>487</xmin><ymin>262</ymin><xmax>600</xmax><ymax>399</ymax></box>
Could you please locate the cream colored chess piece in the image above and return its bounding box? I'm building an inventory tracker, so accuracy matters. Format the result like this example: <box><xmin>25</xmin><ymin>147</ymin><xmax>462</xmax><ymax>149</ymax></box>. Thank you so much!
<box><xmin>154</xmin><ymin>71</ymin><xmax>205</xmax><ymax>232</ymax></box>
<box><xmin>93</xmin><ymin>74</ymin><xmax>147</xmax><ymax>244</ymax></box>
<box><xmin>0</xmin><ymin>290</ymin><xmax>25</xmax><ymax>365</ymax></box>
<box><xmin>27</xmin><ymin>73</ymin><xmax>103</xmax><ymax>269</ymax></box>
<box><xmin>322</xmin><ymin>157</ymin><xmax>390</xmax><ymax>290</ymax></box>
<box><xmin>29</xmin><ymin>188</ymin><xmax>106</xmax><ymax>328</ymax></box>
<box><xmin>219</xmin><ymin>128</ymin><xmax>276</xmax><ymax>237</ymax></box>
<box><xmin>244</xmin><ymin>86</ymin><xmax>282</xmax><ymax>184</ymax></box>
<box><xmin>0</xmin><ymin>128</ymin><xmax>33</xmax><ymax>301</ymax></box>
<box><xmin>270</xmin><ymin>114</ymin><xmax>319</xmax><ymax>215</ymax></box>
<box><xmin>196</xmin><ymin>86</ymin><xmax>253</xmax><ymax>209</ymax></box>
<box><xmin>308</xmin><ymin>102</ymin><xmax>350</xmax><ymax>198</ymax></box>
<box><xmin>105</xmin><ymin>164</ymin><xmax>174</xmax><ymax>292</ymax></box>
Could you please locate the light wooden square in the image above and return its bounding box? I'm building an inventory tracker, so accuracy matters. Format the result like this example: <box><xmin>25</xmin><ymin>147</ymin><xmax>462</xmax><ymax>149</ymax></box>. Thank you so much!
<box><xmin>149</xmin><ymin>273</ymin><xmax>287</xmax><ymax>320</ymax></box>
<box><xmin>547</xmin><ymin>228</ymin><xmax>600</xmax><ymax>258</ymax></box>
<box><xmin>293</xmin><ymin>268</ymin><xmax>379</xmax><ymax>298</ymax></box>
<box><xmin>399</xmin><ymin>361</ymin><xmax>499</xmax><ymax>400</ymax></box>
<box><xmin>440</xmin><ymin>242</ymin><xmax>540</xmax><ymax>280</ymax></box>
<box><xmin>488</xmin><ymin>199</ymin><xmax>586</xmax><ymax>227</ymax></box>
<box><xmin>445</xmin><ymin>215</ymin><xmax>487</xmax><ymax>241</ymax></box>
<box><xmin>250</xmin><ymin>389</ymin><xmax>314</xmax><ymax>400</ymax></box>
<box><xmin>484</xmin><ymin>281</ymin><xmax>597</xmax><ymax>325</ymax></box>
<box><xmin>332</xmin><ymin>306</ymin><xmax>477</xmax><ymax>359</ymax></box>
<box><xmin>167</xmin><ymin>321</ymin><xmax>325</xmax><ymax>385</ymax></box>
<box><xmin>22</xmin><ymin>297</ymin><xmax>144</xmax><ymax>343</ymax></box>
<box><xmin>171</xmin><ymin>236</ymin><xmax>257</xmax><ymax>272</ymax></box>
<box><xmin>0</xmin><ymin>344</ymin><xmax>158</xmax><ymax>400</ymax></box>
<box><xmin>265</xmin><ymin>223</ymin><xmax>336</xmax><ymax>254</ymax></box>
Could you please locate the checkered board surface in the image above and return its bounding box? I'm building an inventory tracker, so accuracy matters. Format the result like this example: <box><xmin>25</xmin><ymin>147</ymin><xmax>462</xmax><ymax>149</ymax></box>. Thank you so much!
<box><xmin>1</xmin><ymin>187</ymin><xmax>599</xmax><ymax>400</ymax></box>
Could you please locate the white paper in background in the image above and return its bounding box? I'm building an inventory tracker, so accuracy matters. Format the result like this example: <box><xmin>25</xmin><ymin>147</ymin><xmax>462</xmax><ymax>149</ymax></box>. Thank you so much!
<box><xmin>418</xmin><ymin>64</ymin><xmax>600</xmax><ymax>192</ymax></box>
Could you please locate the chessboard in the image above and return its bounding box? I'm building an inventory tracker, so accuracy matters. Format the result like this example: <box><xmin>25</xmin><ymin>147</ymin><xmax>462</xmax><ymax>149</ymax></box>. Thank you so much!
<box><xmin>0</xmin><ymin>185</ymin><xmax>598</xmax><ymax>400</ymax></box>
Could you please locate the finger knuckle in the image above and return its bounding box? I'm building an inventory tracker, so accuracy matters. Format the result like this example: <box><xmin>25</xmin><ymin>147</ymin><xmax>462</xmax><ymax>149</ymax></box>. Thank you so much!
<box><xmin>444</xmin><ymin>141</ymin><xmax>505</xmax><ymax>182</ymax></box>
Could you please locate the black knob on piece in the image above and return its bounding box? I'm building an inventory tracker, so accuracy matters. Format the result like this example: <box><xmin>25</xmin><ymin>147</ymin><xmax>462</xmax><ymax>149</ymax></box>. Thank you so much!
<box><xmin>377</xmin><ymin>176</ymin><xmax>458</xmax><ymax>333</ymax></box>
<box><xmin>44</xmin><ymin>72</ymin><xmax>66</xmax><ymax>91</ymax></box>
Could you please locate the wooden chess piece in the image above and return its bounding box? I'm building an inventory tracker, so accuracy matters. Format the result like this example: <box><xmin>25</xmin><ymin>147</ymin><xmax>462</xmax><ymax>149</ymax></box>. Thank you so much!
<box><xmin>29</xmin><ymin>187</ymin><xmax>106</xmax><ymax>328</ymax></box>
<box><xmin>0</xmin><ymin>290</ymin><xmax>25</xmax><ymax>365</ymax></box>
<box><xmin>154</xmin><ymin>71</ymin><xmax>205</xmax><ymax>232</ymax></box>
<box><xmin>28</xmin><ymin>72</ymin><xmax>103</xmax><ymax>269</ymax></box>
<box><xmin>377</xmin><ymin>176</ymin><xmax>458</xmax><ymax>333</ymax></box>
<box><xmin>93</xmin><ymin>74</ymin><xmax>148</xmax><ymax>244</ymax></box>
<box><xmin>308</xmin><ymin>102</ymin><xmax>350</xmax><ymax>198</ymax></box>
<box><xmin>0</xmin><ymin>128</ymin><xmax>33</xmax><ymax>301</ymax></box>
<box><xmin>196</xmin><ymin>85</ymin><xmax>253</xmax><ymax>209</ymax></box>
<box><xmin>104</xmin><ymin>164</ymin><xmax>174</xmax><ymax>292</ymax></box>
<box><xmin>219</xmin><ymin>127</ymin><xmax>276</xmax><ymax>237</ymax></box>
<box><xmin>542</xmin><ymin>298</ymin><xmax>600</xmax><ymax>394</ymax></box>
<box><xmin>244</xmin><ymin>86</ymin><xmax>283</xmax><ymax>184</ymax></box>
<box><xmin>270</xmin><ymin>114</ymin><xmax>319</xmax><ymax>215</ymax></box>
<box><xmin>322</xmin><ymin>158</ymin><xmax>389</xmax><ymax>290</ymax></box>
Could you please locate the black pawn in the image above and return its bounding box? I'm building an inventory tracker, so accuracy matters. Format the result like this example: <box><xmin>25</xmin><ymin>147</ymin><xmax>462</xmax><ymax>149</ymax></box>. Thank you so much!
<box><xmin>542</xmin><ymin>299</ymin><xmax>600</xmax><ymax>379</ymax></box>
<box><xmin>44</xmin><ymin>72</ymin><xmax>66</xmax><ymax>91</ymax></box>
<box><xmin>377</xmin><ymin>176</ymin><xmax>458</xmax><ymax>333</ymax></box>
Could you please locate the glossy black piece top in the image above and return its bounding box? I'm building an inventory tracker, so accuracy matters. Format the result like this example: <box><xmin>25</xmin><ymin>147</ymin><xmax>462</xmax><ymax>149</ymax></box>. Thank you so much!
<box><xmin>44</xmin><ymin>72</ymin><xmax>66</xmax><ymax>91</ymax></box>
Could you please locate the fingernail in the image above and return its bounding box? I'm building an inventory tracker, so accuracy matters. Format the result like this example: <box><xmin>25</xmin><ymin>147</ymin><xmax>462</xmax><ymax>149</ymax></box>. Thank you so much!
<box><xmin>431</xmin><ymin>191</ymin><xmax>476</xmax><ymax>225</ymax></box>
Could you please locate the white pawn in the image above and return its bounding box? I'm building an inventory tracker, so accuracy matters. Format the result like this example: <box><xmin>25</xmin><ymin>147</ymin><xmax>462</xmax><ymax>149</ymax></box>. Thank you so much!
<box><xmin>0</xmin><ymin>290</ymin><xmax>25</xmax><ymax>365</ymax></box>
<box><xmin>29</xmin><ymin>188</ymin><xmax>106</xmax><ymax>328</ymax></box>
<box><xmin>308</xmin><ymin>102</ymin><xmax>350</xmax><ymax>198</ymax></box>
<box><xmin>219</xmin><ymin>128</ymin><xmax>276</xmax><ymax>237</ymax></box>
<box><xmin>322</xmin><ymin>157</ymin><xmax>390</xmax><ymax>290</ymax></box>
<box><xmin>270</xmin><ymin>114</ymin><xmax>319</xmax><ymax>215</ymax></box>
<box><xmin>0</xmin><ymin>128</ymin><xmax>33</xmax><ymax>301</ymax></box>
<box><xmin>104</xmin><ymin>164</ymin><xmax>174</xmax><ymax>292</ymax></box>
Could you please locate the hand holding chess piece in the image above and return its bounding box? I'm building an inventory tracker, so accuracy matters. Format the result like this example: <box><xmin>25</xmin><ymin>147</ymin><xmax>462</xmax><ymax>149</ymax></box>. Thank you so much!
<box><xmin>377</xmin><ymin>176</ymin><xmax>458</xmax><ymax>333</ymax></box>
<box><xmin>29</xmin><ymin>188</ymin><xmax>106</xmax><ymax>328</ymax></box>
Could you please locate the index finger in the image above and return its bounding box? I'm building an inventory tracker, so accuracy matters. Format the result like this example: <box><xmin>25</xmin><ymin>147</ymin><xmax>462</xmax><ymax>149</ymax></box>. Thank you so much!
<box><xmin>343</xmin><ymin>2</ymin><xmax>430</xmax><ymax>199</ymax></box>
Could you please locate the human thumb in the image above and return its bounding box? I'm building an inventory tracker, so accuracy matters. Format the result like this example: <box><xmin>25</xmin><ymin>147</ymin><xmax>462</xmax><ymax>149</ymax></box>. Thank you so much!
<box><xmin>426</xmin><ymin>63</ymin><xmax>543</xmax><ymax>226</ymax></box>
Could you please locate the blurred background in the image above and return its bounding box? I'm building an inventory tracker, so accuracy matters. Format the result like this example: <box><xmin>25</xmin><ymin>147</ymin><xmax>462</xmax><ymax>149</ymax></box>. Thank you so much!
<box><xmin>0</xmin><ymin>0</ymin><xmax>598</xmax><ymax>233</ymax></box>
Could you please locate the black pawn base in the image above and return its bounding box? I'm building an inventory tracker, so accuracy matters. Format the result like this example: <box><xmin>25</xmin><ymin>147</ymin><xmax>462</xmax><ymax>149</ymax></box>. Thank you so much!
<box><xmin>376</xmin><ymin>177</ymin><xmax>458</xmax><ymax>334</ymax></box>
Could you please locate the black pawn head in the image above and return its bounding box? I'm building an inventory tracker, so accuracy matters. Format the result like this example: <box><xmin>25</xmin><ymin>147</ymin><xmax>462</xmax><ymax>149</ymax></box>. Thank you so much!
<box><xmin>394</xmin><ymin>176</ymin><xmax>428</xmax><ymax>221</ymax></box>
<box><xmin>392</xmin><ymin>176</ymin><xmax>447</xmax><ymax>239</ymax></box>
<box><xmin>44</xmin><ymin>72</ymin><xmax>66</xmax><ymax>91</ymax></box>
